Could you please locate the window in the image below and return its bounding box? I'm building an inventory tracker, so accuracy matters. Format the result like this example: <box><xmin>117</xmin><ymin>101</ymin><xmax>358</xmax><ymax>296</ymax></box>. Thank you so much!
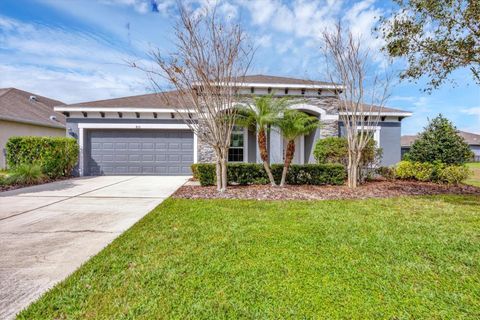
<box><xmin>228</xmin><ymin>126</ymin><xmax>244</xmax><ymax>162</ymax></box>
<box><xmin>301</xmin><ymin>88</ymin><xmax>306</xmax><ymax>95</ymax></box>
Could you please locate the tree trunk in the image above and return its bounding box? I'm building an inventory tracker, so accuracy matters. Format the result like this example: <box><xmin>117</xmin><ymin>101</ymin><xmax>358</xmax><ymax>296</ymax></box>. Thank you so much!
<box><xmin>220</xmin><ymin>147</ymin><xmax>228</xmax><ymax>193</ymax></box>
<box><xmin>214</xmin><ymin>146</ymin><xmax>226</xmax><ymax>192</ymax></box>
<box><xmin>258</xmin><ymin>129</ymin><xmax>276</xmax><ymax>186</ymax></box>
<box><xmin>280</xmin><ymin>140</ymin><xmax>295</xmax><ymax>187</ymax></box>
<box><xmin>347</xmin><ymin>151</ymin><xmax>359</xmax><ymax>188</ymax></box>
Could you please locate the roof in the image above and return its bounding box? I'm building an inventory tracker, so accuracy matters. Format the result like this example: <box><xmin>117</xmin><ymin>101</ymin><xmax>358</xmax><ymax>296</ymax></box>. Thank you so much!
<box><xmin>236</xmin><ymin>74</ymin><xmax>335</xmax><ymax>86</ymax></box>
<box><xmin>401</xmin><ymin>131</ymin><xmax>480</xmax><ymax>147</ymax></box>
<box><xmin>58</xmin><ymin>90</ymin><xmax>182</xmax><ymax>109</ymax></box>
<box><xmin>339</xmin><ymin>103</ymin><xmax>412</xmax><ymax>116</ymax></box>
<box><xmin>0</xmin><ymin>88</ymin><xmax>66</xmax><ymax>129</ymax></box>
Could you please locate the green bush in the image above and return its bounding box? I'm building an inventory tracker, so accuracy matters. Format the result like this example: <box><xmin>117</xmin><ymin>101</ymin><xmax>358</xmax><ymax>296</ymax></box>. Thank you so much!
<box><xmin>195</xmin><ymin>163</ymin><xmax>217</xmax><ymax>186</ymax></box>
<box><xmin>6</xmin><ymin>136</ymin><xmax>78</xmax><ymax>179</ymax></box>
<box><xmin>438</xmin><ymin>165</ymin><xmax>471</xmax><ymax>185</ymax></box>
<box><xmin>395</xmin><ymin>160</ymin><xmax>471</xmax><ymax>185</ymax></box>
<box><xmin>313</xmin><ymin>137</ymin><xmax>382</xmax><ymax>169</ymax></box>
<box><xmin>195</xmin><ymin>163</ymin><xmax>346</xmax><ymax>186</ymax></box>
<box><xmin>395</xmin><ymin>161</ymin><xmax>416</xmax><ymax>180</ymax></box>
<box><xmin>313</xmin><ymin>137</ymin><xmax>348</xmax><ymax>164</ymax></box>
<box><xmin>7</xmin><ymin>163</ymin><xmax>45</xmax><ymax>185</ymax></box>
<box><xmin>376</xmin><ymin>166</ymin><xmax>396</xmax><ymax>180</ymax></box>
<box><xmin>190</xmin><ymin>164</ymin><xmax>200</xmax><ymax>180</ymax></box>
<box><xmin>406</xmin><ymin>114</ymin><xmax>473</xmax><ymax>165</ymax></box>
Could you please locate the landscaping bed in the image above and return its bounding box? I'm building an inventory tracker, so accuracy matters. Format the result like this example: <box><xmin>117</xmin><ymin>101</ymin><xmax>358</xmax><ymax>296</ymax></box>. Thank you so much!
<box><xmin>174</xmin><ymin>179</ymin><xmax>480</xmax><ymax>200</ymax></box>
<box><xmin>0</xmin><ymin>176</ymin><xmax>70</xmax><ymax>193</ymax></box>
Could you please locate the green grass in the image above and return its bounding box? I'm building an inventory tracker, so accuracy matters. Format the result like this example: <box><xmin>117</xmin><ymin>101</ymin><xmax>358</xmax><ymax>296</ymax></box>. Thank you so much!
<box><xmin>19</xmin><ymin>196</ymin><xmax>480</xmax><ymax>319</ymax></box>
<box><xmin>466</xmin><ymin>163</ymin><xmax>480</xmax><ymax>187</ymax></box>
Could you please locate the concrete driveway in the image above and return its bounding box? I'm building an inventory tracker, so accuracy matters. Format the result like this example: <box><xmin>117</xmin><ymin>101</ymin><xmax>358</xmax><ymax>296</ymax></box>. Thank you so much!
<box><xmin>0</xmin><ymin>176</ymin><xmax>188</xmax><ymax>319</ymax></box>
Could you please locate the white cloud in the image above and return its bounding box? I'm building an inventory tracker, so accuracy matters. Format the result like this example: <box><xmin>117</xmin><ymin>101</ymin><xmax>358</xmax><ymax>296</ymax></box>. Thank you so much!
<box><xmin>99</xmin><ymin>0</ymin><xmax>151</xmax><ymax>14</ymax></box>
<box><xmin>254</xmin><ymin>34</ymin><xmax>272</xmax><ymax>48</ymax></box>
<box><xmin>0</xmin><ymin>16</ymin><xmax>152</xmax><ymax>103</ymax></box>
<box><xmin>462</xmin><ymin>107</ymin><xmax>480</xmax><ymax>121</ymax></box>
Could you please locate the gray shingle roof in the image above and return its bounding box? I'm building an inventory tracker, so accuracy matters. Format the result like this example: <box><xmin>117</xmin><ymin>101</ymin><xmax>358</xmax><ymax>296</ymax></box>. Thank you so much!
<box><xmin>401</xmin><ymin>131</ymin><xmax>480</xmax><ymax>147</ymax></box>
<box><xmin>0</xmin><ymin>88</ymin><xmax>66</xmax><ymax>128</ymax></box>
<box><xmin>237</xmin><ymin>74</ymin><xmax>334</xmax><ymax>86</ymax></box>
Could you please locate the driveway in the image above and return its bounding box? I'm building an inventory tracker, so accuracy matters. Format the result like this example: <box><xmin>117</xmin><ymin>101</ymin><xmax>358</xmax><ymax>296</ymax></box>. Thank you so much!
<box><xmin>0</xmin><ymin>176</ymin><xmax>188</xmax><ymax>319</ymax></box>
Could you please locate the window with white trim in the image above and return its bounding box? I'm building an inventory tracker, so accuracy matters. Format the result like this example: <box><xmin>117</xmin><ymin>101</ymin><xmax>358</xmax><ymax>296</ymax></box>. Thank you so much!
<box><xmin>228</xmin><ymin>126</ymin><xmax>245</xmax><ymax>162</ymax></box>
<box><xmin>356</xmin><ymin>126</ymin><xmax>381</xmax><ymax>146</ymax></box>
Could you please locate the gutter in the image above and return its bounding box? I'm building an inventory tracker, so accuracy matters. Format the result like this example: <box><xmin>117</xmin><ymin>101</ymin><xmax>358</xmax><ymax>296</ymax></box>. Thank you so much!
<box><xmin>0</xmin><ymin>116</ymin><xmax>66</xmax><ymax>129</ymax></box>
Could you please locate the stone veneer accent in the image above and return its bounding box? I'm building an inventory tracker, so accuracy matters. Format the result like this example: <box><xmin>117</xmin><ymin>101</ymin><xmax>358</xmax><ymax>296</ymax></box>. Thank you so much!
<box><xmin>197</xmin><ymin>95</ymin><xmax>341</xmax><ymax>163</ymax></box>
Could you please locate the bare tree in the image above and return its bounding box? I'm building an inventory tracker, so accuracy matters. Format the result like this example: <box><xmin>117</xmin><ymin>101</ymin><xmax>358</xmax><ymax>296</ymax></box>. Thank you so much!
<box><xmin>135</xmin><ymin>3</ymin><xmax>253</xmax><ymax>192</ymax></box>
<box><xmin>322</xmin><ymin>24</ymin><xmax>390</xmax><ymax>188</ymax></box>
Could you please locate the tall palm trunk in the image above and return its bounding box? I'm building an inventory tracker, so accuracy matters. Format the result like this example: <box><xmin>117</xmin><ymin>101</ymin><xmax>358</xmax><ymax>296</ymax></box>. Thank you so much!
<box><xmin>280</xmin><ymin>140</ymin><xmax>295</xmax><ymax>186</ymax></box>
<box><xmin>258</xmin><ymin>129</ymin><xmax>276</xmax><ymax>186</ymax></box>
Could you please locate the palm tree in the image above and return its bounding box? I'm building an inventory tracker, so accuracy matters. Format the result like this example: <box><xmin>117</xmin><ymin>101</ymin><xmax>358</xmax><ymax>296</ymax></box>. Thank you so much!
<box><xmin>277</xmin><ymin>110</ymin><xmax>319</xmax><ymax>186</ymax></box>
<box><xmin>237</xmin><ymin>95</ymin><xmax>288</xmax><ymax>186</ymax></box>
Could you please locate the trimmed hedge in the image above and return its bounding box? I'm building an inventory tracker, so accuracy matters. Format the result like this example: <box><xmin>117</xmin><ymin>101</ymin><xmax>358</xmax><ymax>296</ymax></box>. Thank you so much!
<box><xmin>6</xmin><ymin>136</ymin><xmax>78</xmax><ymax>178</ymax></box>
<box><xmin>394</xmin><ymin>160</ymin><xmax>471</xmax><ymax>185</ymax></box>
<box><xmin>193</xmin><ymin>163</ymin><xmax>346</xmax><ymax>186</ymax></box>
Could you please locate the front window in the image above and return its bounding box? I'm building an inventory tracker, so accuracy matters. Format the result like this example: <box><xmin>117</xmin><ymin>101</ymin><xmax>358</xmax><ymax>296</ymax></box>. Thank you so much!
<box><xmin>228</xmin><ymin>126</ymin><xmax>244</xmax><ymax>162</ymax></box>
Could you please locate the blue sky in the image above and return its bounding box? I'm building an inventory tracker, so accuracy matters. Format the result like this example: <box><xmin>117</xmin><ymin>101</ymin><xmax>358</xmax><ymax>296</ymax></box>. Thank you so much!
<box><xmin>0</xmin><ymin>0</ymin><xmax>479</xmax><ymax>135</ymax></box>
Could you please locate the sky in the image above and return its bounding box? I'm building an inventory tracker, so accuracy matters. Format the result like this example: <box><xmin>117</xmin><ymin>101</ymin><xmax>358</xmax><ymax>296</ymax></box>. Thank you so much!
<box><xmin>0</xmin><ymin>0</ymin><xmax>479</xmax><ymax>135</ymax></box>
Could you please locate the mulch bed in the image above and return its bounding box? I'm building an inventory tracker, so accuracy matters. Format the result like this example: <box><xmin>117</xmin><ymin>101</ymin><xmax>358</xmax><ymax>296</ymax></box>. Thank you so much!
<box><xmin>0</xmin><ymin>176</ymin><xmax>71</xmax><ymax>193</ymax></box>
<box><xmin>173</xmin><ymin>180</ymin><xmax>480</xmax><ymax>201</ymax></box>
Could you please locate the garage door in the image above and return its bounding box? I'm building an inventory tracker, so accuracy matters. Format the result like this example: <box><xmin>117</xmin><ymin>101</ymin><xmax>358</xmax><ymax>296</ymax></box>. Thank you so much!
<box><xmin>86</xmin><ymin>129</ymin><xmax>194</xmax><ymax>176</ymax></box>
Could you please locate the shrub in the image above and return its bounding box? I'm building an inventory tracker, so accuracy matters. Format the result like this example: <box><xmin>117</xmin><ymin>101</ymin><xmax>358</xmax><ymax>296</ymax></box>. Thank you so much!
<box><xmin>191</xmin><ymin>164</ymin><xmax>200</xmax><ymax>180</ymax></box>
<box><xmin>313</xmin><ymin>137</ymin><xmax>348</xmax><ymax>165</ymax></box>
<box><xmin>195</xmin><ymin>163</ymin><xmax>217</xmax><ymax>186</ymax></box>
<box><xmin>6</xmin><ymin>137</ymin><xmax>78</xmax><ymax>179</ymax></box>
<box><xmin>313</xmin><ymin>137</ymin><xmax>381</xmax><ymax>169</ymax></box>
<box><xmin>376</xmin><ymin>166</ymin><xmax>396</xmax><ymax>180</ymax></box>
<box><xmin>7</xmin><ymin>164</ymin><xmax>45</xmax><ymax>185</ymax></box>
<box><xmin>395</xmin><ymin>161</ymin><xmax>416</xmax><ymax>180</ymax></box>
<box><xmin>395</xmin><ymin>160</ymin><xmax>471</xmax><ymax>185</ymax></box>
<box><xmin>195</xmin><ymin>163</ymin><xmax>346</xmax><ymax>186</ymax></box>
<box><xmin>406</xmin><ymin>114</ymin><xmax>473</xmax><ymax>165</ymax></box>
<box><xmin>438</xmin><ymin>165</ymin><xmax>471</xmax><ymax>185</ymax></box>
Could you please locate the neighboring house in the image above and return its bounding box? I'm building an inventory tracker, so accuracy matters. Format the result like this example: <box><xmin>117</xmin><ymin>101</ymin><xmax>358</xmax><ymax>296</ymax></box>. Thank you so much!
<box><xmin>0</xmin><ymin>88</ymin><xmax>66</xmax><ymax>168</ymax></box>
<box><xmin>56</xmin><ymin>75</ymin><xmax>412</xmax><ymax>176</ymax></box>
<box><xmin>401</xmin><ymin>131</ymin><xmax>480</xmax><ymax>162</ymax></box>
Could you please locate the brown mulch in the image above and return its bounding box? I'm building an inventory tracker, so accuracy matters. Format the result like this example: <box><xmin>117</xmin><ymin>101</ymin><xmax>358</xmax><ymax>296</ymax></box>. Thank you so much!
<box><xmin>0</xmin><ymin>176</ymin><xmax>71</xmax><ymax>193</ymax></box>
<box><xmin>173</xmin><ymin>180</ymin><xmax>480</xmax><ymax>201</ymax></box>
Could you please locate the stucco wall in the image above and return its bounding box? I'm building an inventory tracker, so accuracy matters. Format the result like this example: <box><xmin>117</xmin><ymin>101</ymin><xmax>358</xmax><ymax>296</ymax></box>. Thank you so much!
<box><xmin>339</xmin><ymin>121</ymin><xmax>402</xmax><ymax>166</ymax></box>
<box><xmin>0</xmin><ymin>119</ymin><xmax>65</xmax><ymax>169</ymax></box>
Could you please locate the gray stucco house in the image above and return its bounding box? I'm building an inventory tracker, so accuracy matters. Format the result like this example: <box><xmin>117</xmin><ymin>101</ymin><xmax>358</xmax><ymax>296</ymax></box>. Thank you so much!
<box><xmin>55</xmin><ymin>75</ymin><xmax>412</xmax><ymax>176</ymax></box>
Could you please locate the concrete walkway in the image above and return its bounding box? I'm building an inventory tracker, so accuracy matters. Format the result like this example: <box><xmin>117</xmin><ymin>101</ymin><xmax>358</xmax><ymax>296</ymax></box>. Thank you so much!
<box><xmin>0</xmin><ymin>176</ymin><xmax>188</xmax><ymax>319</ymax></box>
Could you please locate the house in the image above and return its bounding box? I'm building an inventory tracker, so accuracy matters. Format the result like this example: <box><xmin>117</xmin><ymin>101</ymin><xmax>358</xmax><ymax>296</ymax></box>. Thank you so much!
<box><xmin>401</xmin><ymin>130</ymin><xmax>480</xmax><ymax>162</ymax></box>
<box><xmin>55</xmin><ymin>75</ymin><xmax>412</xmax><ymax>176</ymax></box>
<box><xmin>0</xmin><ymin>88</ymin><xmax>66</xmax><ymax>168</ymax></box>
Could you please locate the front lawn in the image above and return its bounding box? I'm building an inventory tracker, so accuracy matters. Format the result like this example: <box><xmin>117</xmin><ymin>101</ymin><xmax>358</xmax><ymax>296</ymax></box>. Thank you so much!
<box><xmin>466</xmin><ymin>162</ymin><xmax>480</xmax><ymax>187</ymax></box>
<box><xmin>19</xmin><ymin>196</ymin><xmax>480</xmax><ymax>319</ymax></box>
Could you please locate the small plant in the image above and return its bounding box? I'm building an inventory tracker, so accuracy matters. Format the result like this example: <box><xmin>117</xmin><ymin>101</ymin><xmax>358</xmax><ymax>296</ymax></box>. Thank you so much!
<box><xmin>438</xmin><ymin>165</ymin><xmax>471</xmax><ymax>185</ymax></box>
<box><xmin>376</xmin><ymin>166</ymin><xmax>395</xmax><ymax>181</ymax></box>
<box><xmin>7</xmin><ymin>163</ymin><xmax>45</xmax><ymax>185</ymax></box>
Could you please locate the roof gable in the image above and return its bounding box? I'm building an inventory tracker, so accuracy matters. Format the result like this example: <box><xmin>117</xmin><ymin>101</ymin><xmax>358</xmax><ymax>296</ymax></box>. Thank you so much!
<box><xmin>0</xmin><ymin>88</ymin><xmax>66</xmax><ymax>128</ymax></box>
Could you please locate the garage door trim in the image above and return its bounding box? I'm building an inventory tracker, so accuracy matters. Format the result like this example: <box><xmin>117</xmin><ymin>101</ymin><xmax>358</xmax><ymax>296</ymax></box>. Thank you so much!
<box><xmin>77</xmin><ymin>123</ymin><xmax>197</xmax><ymax>176</ymax></box>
